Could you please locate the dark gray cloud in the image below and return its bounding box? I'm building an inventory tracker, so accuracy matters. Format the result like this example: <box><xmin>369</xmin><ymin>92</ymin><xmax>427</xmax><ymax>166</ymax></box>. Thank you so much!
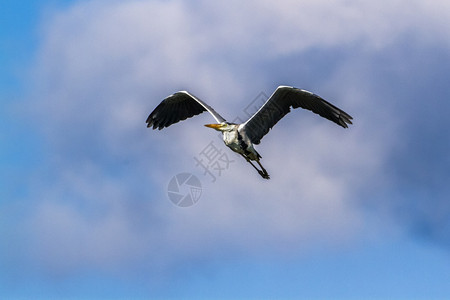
<box><xmin>379</xmin><ymin>42</ymin><xmax>450</xmax><ymax>246</ymax></box>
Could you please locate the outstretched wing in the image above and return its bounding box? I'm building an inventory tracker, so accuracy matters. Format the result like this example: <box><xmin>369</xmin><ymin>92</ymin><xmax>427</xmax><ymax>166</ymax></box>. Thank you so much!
<box><xmin>146</xmin><ymin>91</ymin><xmax>226</xmax><ymax>130</ymax></box>
<box><xmin>240</xmin><ymin>86</ymin><xmax>353</xmax><ymax>144</ymax></box>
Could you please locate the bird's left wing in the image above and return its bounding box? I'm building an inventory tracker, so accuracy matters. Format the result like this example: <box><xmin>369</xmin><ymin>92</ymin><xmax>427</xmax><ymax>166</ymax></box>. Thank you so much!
<box><xmin>146</xmin><ymin>91</ymin><xmax>226</xmax><ymax>130</ymax></box>
<box><xmin>240</xmin><ymin>86</ymin><xmax>353</xmax><ymax>144</ymax></box>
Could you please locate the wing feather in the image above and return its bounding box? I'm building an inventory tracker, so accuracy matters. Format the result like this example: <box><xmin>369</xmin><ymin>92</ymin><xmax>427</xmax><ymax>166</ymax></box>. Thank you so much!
<box><xmin>241</xmin><ymin>86</ymin><xmax>353</xmax><ymax>144</ymax></box>
<box><xmin>146</xmin><ymin>91</ymin><xmax>226</xmax><ymax>130</ymax></box>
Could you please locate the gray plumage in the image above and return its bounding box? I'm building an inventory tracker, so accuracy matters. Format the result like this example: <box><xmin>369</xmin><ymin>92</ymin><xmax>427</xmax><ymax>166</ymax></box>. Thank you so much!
<box><xmin>241</xmin><ymin>86</ymin><xmax>352</xmax><ymax>144</ymax></box>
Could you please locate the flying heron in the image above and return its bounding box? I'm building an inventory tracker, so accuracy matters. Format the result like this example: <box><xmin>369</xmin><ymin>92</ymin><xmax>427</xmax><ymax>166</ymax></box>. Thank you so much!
<box><xmin>146</xmin><ymin>85</ymin><xmax>352</xmax><ymax>179</ymax></box>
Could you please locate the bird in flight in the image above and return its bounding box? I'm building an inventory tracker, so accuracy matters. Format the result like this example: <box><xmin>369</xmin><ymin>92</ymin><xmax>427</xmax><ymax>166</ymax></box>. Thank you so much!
<box><xmin>146</xmin><ymin>85</ymin><xmax>352</xmax><ymax>179</ymax></box>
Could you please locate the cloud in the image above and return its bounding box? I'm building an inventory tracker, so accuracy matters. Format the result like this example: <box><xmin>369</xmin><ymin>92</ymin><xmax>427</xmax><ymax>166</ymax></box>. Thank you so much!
<box><xmin>12</xmin><ymin>0</ymin><xmax>450</xmax><ymax>279</ymax></box>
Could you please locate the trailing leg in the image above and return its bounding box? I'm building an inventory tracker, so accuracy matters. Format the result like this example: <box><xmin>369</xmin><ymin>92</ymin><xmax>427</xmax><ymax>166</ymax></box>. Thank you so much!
<box><xmin>240</xmin><ymin>154</ymin><xmax>270</xmax><ymax>179</ymax></box>
<box><xmin>256</xmin><ymin>159</ymin><xmax>270</xmax><ymax>179</ymax></box>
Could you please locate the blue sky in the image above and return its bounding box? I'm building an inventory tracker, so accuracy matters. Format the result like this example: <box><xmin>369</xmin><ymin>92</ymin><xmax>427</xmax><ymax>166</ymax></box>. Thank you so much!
<box><xmin>2</xmin><ymin>0</ymin><xmax>450</xmax><ymax>299</ymax></box>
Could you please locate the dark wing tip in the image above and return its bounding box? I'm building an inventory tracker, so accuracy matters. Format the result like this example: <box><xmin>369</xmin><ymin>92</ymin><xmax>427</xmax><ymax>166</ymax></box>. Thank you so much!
<box><xmin>145</xmin><ymin>115</ymin><xmax>153</xmax><ymax>128</ymax></box>
<box><xmin>339</xmin><ymin>111</ymin><xmax>353</xmax><ymax>128</ymax></box>
<box><xmin>146</xmin><ymin>112</ymin><xmax>160</xmax><ymax>129</ymax></box>
<box><xmin>287</xmin><ymin>86</ymin><xmax>354</xmax><ymax>129</ymax></box>
<box><xmin>145</xmin><ymin>91</ymin><xmax>213</xmax><ymax>130</ymax></box>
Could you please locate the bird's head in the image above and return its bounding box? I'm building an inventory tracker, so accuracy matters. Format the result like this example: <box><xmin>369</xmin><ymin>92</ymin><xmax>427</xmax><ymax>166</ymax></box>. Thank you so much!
<box><xmin>204</xmin><ymin>122</ymin><xmax>236</xmax><ymax>132</ymax></box>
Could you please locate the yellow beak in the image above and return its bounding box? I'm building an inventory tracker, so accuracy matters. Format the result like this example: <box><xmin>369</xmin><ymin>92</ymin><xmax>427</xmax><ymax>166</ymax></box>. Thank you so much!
<box><xmin>204</xmin><ymin>124</ymin><xmax>223</xmax><ymax>129</ymax></box>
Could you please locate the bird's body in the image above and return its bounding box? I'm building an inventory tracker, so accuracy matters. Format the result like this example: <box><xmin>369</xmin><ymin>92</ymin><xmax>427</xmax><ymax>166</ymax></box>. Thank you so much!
<box><xmin>222</xmin><ymin>125</ymin><xmax>244</xmax><ymax>154</ymax></box>
<box><xmin>146</xmin><ymin>86</ymin><xmax>353</xmax><ymax>179</ymax></box>
<box><xmin>222</xmin><ymin>124</ymin><xmax>260</xmax><ymax>160</ymax></box>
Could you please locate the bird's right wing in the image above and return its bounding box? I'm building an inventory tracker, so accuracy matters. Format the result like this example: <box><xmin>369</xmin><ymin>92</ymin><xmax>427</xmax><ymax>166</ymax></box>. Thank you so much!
<box><xmin>146</xmin><ymin>91</ymin><xmax>226</xmax><ymax>130</ymax></box>
<box><xmin>240</xmin><ymin>86</ymin><xmax>353</xmax><ymax>144</ymax></box>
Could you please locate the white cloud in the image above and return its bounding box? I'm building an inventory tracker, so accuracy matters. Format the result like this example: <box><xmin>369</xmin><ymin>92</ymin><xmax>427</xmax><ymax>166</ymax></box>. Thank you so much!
<box><xmin>25</xmin><ymin>0</ymin><xmax>450</xmax><ymax>275</ymax></box>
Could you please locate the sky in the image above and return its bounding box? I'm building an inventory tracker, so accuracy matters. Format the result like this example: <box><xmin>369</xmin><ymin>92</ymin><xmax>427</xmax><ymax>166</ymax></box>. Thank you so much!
<box><xmin>1</xmin><ymin>0</ymin><xmax>450</xmax><ymax>298</ymax></box>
